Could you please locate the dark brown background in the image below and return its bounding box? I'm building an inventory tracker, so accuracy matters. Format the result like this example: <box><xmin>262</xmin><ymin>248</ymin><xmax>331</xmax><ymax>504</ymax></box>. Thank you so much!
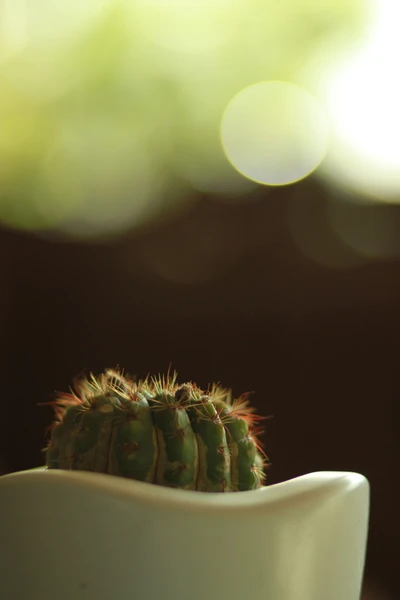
<box><xmin>0</xmin><ymin>179</ymin><xmax>398</xmax><ymax>598</ymax></box>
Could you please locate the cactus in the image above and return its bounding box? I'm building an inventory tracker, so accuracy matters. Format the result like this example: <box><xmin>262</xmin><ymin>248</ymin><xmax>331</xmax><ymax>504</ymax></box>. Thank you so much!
<box><xmin>42</xmin><ymin>369</ymin><xmax>268</xmax><ymax>492</ymax></box>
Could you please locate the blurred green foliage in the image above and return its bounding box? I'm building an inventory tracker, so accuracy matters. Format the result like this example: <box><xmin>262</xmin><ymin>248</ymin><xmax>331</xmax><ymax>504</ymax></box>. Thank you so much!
<box><xmin>0</xmin><ymin>0</ymin><xmax>368</xmax><ymax>238</ymax></box>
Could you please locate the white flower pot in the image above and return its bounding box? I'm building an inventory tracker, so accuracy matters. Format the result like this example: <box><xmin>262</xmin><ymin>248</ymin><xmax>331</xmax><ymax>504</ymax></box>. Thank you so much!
<box><xmin>0</xmin><ymin>467</ymin><xmax>369</xmax><ymax>600</ymax></box>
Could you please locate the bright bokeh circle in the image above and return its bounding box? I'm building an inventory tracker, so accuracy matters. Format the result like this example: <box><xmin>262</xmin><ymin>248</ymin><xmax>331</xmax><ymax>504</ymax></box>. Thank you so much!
<box><xmin>220</xmin><ymin>81</ymin><xmax>330</xmax><ymax>186</ymax></box>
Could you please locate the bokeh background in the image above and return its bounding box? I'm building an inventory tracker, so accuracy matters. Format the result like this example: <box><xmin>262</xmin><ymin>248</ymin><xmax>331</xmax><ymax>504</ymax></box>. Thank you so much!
<box><xmin>1</xmin><ymin>1</ymin><xmax>399</xmax><ymax>597</ymax></box>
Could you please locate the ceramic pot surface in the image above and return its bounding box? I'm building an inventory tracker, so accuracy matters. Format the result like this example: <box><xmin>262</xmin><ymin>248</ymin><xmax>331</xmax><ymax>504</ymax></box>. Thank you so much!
<box><xmin>0</xmin><ymin>468</ymin><xmax>369</xmax><ymax>600</ymax></box>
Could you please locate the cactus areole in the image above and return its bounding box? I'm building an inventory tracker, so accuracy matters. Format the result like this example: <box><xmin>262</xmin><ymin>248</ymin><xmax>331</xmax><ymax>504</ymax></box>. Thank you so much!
<box><xmin>42</xmin><ymin>369</ymin><xmax>268</xmax><ymax>492</ymax></box>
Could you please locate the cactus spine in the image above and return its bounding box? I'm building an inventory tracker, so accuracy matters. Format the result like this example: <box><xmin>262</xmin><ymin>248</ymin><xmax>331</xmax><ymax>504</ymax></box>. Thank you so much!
<box><xmin>43</xmin><ymin>369</ymin><xmax>268</xmax><ymax>492</ymax></box>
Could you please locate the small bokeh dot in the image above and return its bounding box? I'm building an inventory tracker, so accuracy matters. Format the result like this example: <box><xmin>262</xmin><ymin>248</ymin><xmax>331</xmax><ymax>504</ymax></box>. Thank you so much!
<box><xmin>220</xmin><ymin>81</ymin><xmax>330</xmax><ymax>186</ymax></box>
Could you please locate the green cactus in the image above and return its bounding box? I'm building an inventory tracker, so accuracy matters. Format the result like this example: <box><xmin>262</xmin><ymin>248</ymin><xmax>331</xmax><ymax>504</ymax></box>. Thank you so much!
<box><xmin>42</xmin><ymin>369</ymin><xmax>268</xmax><ymax>492</ymax></box>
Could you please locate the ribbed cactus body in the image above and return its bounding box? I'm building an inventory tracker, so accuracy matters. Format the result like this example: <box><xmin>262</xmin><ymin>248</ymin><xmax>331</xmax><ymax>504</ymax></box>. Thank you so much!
<box><xmin>44</xmin><ymin>369</ymin><xmax>267</xmax><ymax>492</ymax></box>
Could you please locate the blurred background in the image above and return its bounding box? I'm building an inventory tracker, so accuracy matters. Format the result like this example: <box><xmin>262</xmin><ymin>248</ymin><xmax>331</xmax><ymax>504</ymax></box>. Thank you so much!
<box><xmin>0</xmin><ymin>0</ymin><xmax>399</xmax><ymax>597</ymax></box>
